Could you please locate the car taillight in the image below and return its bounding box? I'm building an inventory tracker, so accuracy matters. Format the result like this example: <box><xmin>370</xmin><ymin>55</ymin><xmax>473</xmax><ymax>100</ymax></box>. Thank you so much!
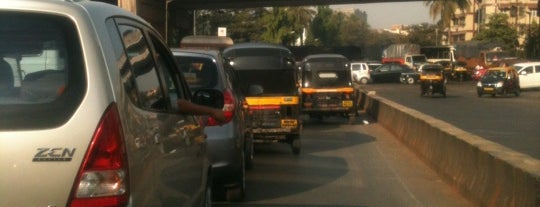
<box><xmin>68</xmin><ymin>103</ymin><xmax>129</xmax><ymax>207</ymax></box>
<box><xmin>207</xmin><ymin>89</ymin><xmax>235</xmax><ymax>126</ymax></box>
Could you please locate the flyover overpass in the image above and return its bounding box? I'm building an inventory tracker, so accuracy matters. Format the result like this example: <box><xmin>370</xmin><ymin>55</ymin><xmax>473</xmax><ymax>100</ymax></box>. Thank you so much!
<box><xmin>167</xmin><ymin>0</ymin><xmax>413</xmax><ymax>9</ymax></box>
<box><xmin>100</xmin><ymin>0</ymin><xmax>418</xmax><ymax>45</ymax></box>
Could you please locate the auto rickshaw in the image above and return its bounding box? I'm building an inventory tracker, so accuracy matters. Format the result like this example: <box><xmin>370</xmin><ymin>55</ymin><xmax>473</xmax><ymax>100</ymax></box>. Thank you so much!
<box><xmin>419</xmin><ymin>64</ymin><xmax>447</xmax><ymax>97</ymax></box>
<box><xmin>223</xmin><ymin>42</ymin><xmax>302</xmax><ymax>155</ymax></box>
<box><xmin>299</xmin><ymin>54</ymin><xmax>358</xmax><ymax>124</ymax></box>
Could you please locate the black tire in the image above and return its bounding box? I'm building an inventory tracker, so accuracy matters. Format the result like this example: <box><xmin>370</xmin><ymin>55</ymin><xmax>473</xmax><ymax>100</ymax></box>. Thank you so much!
<box><xmin>290</xmin><ymin>135</ymin><xmax>301</xmax><ymax>155</ymax></box>
<box><xmin>359</xmin><ymin>77</ymin><xmax>369</xmax><ymax>84</ymax></box>
<box><xmin>203</xmin><ymin>172</ymin><xmax>213</xmax><ymax>207</ymax></box>
<box><xmin>515</xmin><ymin>88</ymin><xmax>520</xmax><ymax>96</ymax></box>
<box><xmin>407</xmin><ymin>77</ymin><xmax>415</xmax><ymax>84</ymax></box>
<box><xmin>348</xmin><ymin>115</ymin><xmax>355</xmax><ymax>125</ymax></box>
<box><xmin>244</xmin><ymin>133</ymin><xmax>254</xmax><ymax>170</ymax></box>
<box><xmin>226</xmin><ymin>153</ymin><xmax>246</xmax><ymax>202</ymax></box>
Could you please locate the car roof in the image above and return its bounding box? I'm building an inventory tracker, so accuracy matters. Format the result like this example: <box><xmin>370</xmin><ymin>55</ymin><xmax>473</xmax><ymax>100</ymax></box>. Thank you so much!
<box><xmin>513</xmin><ymin>62</ymin><xmax>540</xmax><ymax>67</ymax></box>
<box><xmin>3</xmin><ymin>0</ymin><xmax>144</xmax><ymax>20</ymax></box>
<box><xmin>171</xmin><ymin>48</ymin><xmax>220</xmax><ymax>58</ymax></box>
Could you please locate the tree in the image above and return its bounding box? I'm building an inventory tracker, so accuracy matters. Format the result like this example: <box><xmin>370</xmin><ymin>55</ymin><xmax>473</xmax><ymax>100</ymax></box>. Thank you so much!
<box><xmin>425</xmin><ymin>0</ymin><xmax>470</xmax><ymax>44</ymax></box>
<box><xmin>194</xmin><ymin>8</ymin><xmax>267</xmax><ymax>43</ymax></box>
<box><xmin>260</xmin><ymin>7</ymin><xmax>315</xmax><ymax>46</ymax></box>
<box><xmin>340</xmin><ymin>9</ymin><xmax>370</xmax><ymax>46</ymax></box>
<box><xmin>285</xmin><ymin>6</ymin><xmax>316</xmax><ymax>46</ymax></box>
<box><xmin>524</xmin><ymin>21</ymin><xmax>539</xmax><ymax>59</ymax></box>
<box><xmin>307</xmin><ymin>6</ymin><xmax>342</xmax><ymax>47</ymax></box>
<box><xmin>474</xmin><ymin>13</ymin><xmax>519</xmax><ymax>52</ymax></box>
<box><xmin>407</xmin><ymin>23</ymin><xmax>439</xmax><ymax>46</ymax></box>
<box><xmin>260</xmin><ymin>7</ymin><xmax>294</xmax><ymax>45</ymax></box>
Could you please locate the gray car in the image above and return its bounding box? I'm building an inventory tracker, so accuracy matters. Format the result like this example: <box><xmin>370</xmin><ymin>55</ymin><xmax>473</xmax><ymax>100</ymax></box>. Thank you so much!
<box><xmin>172</xmin><ymin>48</ymin><xmax>252</xmax><ymax>202</ymax></box>
<box><xmin>0</xmin><ymin>1</ymin><xmax>218</xmax><ymax>206</ymax></box>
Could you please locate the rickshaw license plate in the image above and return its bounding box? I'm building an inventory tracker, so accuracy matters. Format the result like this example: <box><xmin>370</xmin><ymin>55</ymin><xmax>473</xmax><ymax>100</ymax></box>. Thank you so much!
<box><xmin>281</xmin><ymin>119</ymin><xmax>298</xmax><ymax>128</ymax></box>
<box><xmin>342</xmin><ymin>100</ymin><xmax>353</xmax><ymax>107</ymax></box>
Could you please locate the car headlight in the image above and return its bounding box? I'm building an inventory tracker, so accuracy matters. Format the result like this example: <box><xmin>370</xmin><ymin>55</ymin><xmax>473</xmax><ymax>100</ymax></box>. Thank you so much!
<box><xmin>476</xmin><ymin>81</ymin><xmax>482</xmax><ymax>87</ymax></box>
<box><xmin>496</xmin><ymin>81</ymin><xmax>504</xmax><ymax>88</ymax></box>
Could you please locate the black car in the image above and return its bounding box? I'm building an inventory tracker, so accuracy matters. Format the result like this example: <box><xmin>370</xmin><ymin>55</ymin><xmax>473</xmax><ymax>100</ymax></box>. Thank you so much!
<box><xmin>477</xmin><ymin>66</ymin><xmax>520</xmax><ymax>97</ymax></box>
<box><xmin>371</xmin><ymin>63</ymin><xmax>416</xmax><ymax>83</ymax></box>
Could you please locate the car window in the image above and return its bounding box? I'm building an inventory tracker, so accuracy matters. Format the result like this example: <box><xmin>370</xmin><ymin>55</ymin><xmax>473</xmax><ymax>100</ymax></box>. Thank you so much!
<box><xmin>117</xmin><ymin>24</ymin><xmax>165</xmax><ymax>111</ymax></box>
<box><xmin>378</xmin><ymin>65</ymin><xmax>390</xmax><ymax>72</ymax></box>
<box><xmin>176</xmin><ymin>55</ymin><xmax>219</xmax><ymax>90</ymax></box>
<box><xmin>0</xmin><ymin>12</ymin><xmax>85</xmax><ymax>130</ymax></box>
<box><xmin>521</xmin><ymin>66</ymin><xmax>533</xmax><ymax>75</ymax></box>
<box><xmin>351</xmin><ymin>64</ymin><xmax>360</xmax><ymax>71</ymax></box>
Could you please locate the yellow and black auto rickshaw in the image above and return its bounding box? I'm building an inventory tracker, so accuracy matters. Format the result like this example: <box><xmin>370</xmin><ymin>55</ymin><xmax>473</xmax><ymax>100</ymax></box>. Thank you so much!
<box><xmin>298</xmin><ymin>54</ymin><xmax>357</xmax><ymax>124</ymax></box>
<box><xmin>223</xmin><ymin>43</ymin><xmax>302</xmax><ymax>155</ymax></box>
<box><xmin>419</xmin><ymin>64</ymin><xmax>447</xmax><ymax>97</ymax></box>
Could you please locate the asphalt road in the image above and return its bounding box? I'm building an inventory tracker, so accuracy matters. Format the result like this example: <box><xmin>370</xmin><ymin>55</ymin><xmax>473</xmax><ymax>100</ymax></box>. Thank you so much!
<box><xmin>360</xmin><ymin>80</ymin><xmax>540</xmax><ymax>160</ymax></box>
<box><xmin>214</xmin><ymin>114</ymin><xmax>475</xmax><ymax>207</ymax></box>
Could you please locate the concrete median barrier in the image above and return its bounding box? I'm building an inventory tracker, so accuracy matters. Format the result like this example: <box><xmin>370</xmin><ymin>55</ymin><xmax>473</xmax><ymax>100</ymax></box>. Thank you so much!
<box><xmin>359</xmin><ymin>90</ymin><xmax>540</xmax><ymax>207</ymax></box>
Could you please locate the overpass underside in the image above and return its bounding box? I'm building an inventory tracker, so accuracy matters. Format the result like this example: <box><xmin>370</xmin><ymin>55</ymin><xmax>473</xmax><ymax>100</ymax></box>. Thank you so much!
<box><xmin>105</xmin><ymin>0</ymin><xmax>415</xmax><ymax>46</ymax></box>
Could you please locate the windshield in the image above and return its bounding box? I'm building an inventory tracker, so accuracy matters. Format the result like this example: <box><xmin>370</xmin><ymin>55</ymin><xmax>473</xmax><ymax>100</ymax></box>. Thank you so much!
<box><xmin>412</xmin><ymin>56</ymin><xmax>427</xmax><ymax>62</ymax></box>
<box><xmin>484</xmin><ymin>70</ymin><xmax>506</xmax><ymax>79</ymax></box>
<box><xmin>174</xmin><ymin>55</ymin><xmax>219</xmax><ymax>90</ymax></box>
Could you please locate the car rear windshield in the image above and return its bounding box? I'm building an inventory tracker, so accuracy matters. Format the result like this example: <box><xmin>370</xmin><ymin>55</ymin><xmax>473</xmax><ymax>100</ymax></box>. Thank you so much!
<box><xmin>175</xmin><ymin>55</ymin><xmax>219</xmax><ymax>90</ymax></box>
<box><xmin>0</xmin><ymin>12</ymin><xmax>85</xmax><ymax>130</ymax></box>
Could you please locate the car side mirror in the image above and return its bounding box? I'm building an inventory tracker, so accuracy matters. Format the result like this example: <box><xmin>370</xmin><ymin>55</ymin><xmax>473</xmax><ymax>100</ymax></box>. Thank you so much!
<box><xmin>248</xmin><ymin>84</ymin><xmax>264</xmax><ymax>96</ymax></box>
<box><xmin>192</xmin><ymin>88</ymin><xmax>224</xmax><ymax>109</ymax></box>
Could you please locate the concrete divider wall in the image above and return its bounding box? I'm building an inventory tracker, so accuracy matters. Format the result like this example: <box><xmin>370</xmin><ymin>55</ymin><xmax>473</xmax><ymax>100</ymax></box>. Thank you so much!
<box><xmin>360</xmin><ymin>91</ymin><xmax>540</xmax><ymax>207</ymax></box>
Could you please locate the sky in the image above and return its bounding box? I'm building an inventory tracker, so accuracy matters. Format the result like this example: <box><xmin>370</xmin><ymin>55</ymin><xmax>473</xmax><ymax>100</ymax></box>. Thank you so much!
<box><xmin>331</xmin><ymin>1</ymin><xmax>438</xmax><ymax>29</ymax></box>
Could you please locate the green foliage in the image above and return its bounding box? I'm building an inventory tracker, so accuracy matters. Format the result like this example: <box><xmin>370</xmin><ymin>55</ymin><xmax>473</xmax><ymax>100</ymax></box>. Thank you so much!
<box><xmin>407</xmin><ymin>23</ymin><xmax>440</xmax><ymax>46</ymax></box>
<box><xmin>524</xmin><ymin>21</ymin><xmax>539</xmax><ymax>60</ymax></box>
<box><xmin>473</xmin><ymin>13</ymin><xmax>519</xmax><ymax>52</ymax></box>
<box><xmin>307</xmin><ymin>6</ymin><xmax>342</xmax><ymax>47</ymax></box>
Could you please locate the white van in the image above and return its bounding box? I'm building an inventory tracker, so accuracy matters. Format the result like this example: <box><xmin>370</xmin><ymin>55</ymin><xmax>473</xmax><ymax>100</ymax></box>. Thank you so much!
<box><xmin>350</xmin><ymin>62</ymin><xmax>370</xmax><ymax>84</ymax></box>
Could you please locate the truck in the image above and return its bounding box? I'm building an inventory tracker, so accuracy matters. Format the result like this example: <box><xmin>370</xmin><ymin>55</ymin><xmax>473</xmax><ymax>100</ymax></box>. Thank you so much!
<box><xmin>381</xmin><ymin>43</ymin><xmax>428</xmax><ymax>70</ymax></box>
<box><xmin>454</xmin><ymin>41</ymin><xmax>517</xmax><ymax>70</ymax></box>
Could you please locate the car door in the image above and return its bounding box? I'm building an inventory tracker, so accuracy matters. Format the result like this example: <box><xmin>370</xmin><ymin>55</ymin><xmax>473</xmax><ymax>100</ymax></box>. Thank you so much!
<box><xmin>389</xmin><ymin>64</ymin><xmax>405</xmax><ymax>82</ymax></box>
<box><xmin>518</xmin><ymin>65</ymin><xmax>535</xmax><ymax>88</ymax></box>
<box><xmin>111</xmin><ymin>19</ymin><xmax>208</xmax><ymax>206</ymax></box>
<box><xmin>373</xmin><ymin>64</ymin><xmax>391</xmax><ymax>82</ymax></box>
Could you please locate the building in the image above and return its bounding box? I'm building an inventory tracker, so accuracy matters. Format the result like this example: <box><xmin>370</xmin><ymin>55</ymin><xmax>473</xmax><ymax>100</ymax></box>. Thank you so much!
<box><xmin>450</xmin><ymin>0</ymin><xmax>539</xmax><ymax>45</ymax></box>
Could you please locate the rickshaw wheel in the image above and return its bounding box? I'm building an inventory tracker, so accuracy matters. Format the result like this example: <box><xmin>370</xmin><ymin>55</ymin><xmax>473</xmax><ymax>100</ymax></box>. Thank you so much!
<box><xmin>290</xmin><ymin>135</ymin><xmax>301</xmax><ymax>155</ymax></box>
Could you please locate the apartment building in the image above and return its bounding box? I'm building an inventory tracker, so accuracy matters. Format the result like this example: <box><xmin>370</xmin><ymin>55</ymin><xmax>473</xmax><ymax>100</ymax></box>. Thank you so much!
<box><xmin>450</xmin><ymin>0</ymin><xmax>539</xmax><ymax>45</ymax></box>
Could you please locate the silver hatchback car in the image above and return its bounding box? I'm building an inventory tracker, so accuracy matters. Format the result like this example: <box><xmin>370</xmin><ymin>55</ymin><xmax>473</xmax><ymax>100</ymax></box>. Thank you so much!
<box><xmin>172</xmin><ymin>49</ymin><xmax>253</xmax><ymax>202</ymax></box>
<box><xmin>0</xmin><ymin>1</ymin><xmax>217</xmax><ymax>206</ymax></box>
